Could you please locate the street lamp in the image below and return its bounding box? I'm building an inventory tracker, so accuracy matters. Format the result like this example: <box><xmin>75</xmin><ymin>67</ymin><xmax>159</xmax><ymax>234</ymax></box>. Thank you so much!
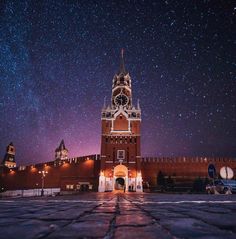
<box><xmin>38</xmin><ymin>170</ymin><xmax>48</xmax><ymax>196</ymax></box>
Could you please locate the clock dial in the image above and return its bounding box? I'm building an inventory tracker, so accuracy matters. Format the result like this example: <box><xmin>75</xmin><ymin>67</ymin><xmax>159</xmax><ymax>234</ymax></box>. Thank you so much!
<box><xmin>115</xmin><ymin>94</ymin><xmax>128</xmax><ymax>106</ymax></box>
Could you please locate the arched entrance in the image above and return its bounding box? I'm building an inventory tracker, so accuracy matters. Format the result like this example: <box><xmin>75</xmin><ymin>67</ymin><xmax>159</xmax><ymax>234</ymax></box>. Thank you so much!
<box><xmin>113</xmin><ymin>164</ymin><xmax>128</xmax><ymax>191</ymax></box>
<box><xmin>115</xmin><ymin>177</ymin><xmax>125</xmax><ymax>190</ymax></box>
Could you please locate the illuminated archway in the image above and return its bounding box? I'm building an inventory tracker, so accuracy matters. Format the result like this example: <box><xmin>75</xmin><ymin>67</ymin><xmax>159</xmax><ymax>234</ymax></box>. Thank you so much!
<box><xmin>114</xmin><ymin>164</ymin><xmax>128</xmax><ymax>177</ymax></box>
<box><xmin>113</xmin><ymin>165</ymin><xmax>128</xmax><ymax>191</ymax></box>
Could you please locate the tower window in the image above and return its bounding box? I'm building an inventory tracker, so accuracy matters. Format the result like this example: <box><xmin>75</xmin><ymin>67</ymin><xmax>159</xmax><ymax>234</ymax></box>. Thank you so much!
<box><xmin>117</xmin><ymin>150</ymin><xmax>125</xmax><ymax>160</ymax></box>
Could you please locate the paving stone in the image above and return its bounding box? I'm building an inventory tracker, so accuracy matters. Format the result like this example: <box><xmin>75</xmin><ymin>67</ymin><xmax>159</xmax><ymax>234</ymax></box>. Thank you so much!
<box><xmin>0</xmin><ymin>219</ymin><xmax>68</xmax><ymax>239</ymax></box>
<box><xmin>160</xmin><ymin>217</ymin><xmax>236</xmax><ymax>239</ymax></box>
<box><xmin>93</xmin><ymin>206</ymin><xmax>116</xmax><ymax>213</ymax></box>
<box><xmin>196</xmin><ymin>205</ymin><xmax>232</xmax><ymax>214</ymax></box>
<box><xmin>0</xmin><ymin>218</ymin><xmax>26</xmax><ymax>226</ymax></box>
<box><xmin>119</xmin><ymin>205</ymin><xmax>139</xmax><ymax>211</ymax></box>
<box><xmin>39</xmin><ymin>209</ymin><xmax>86</xmax><ymax>220</ymax></box>
<box><xmin>77</xmin><ymin>212</ymin><xmax>114</xmax><ymax>222</ymax></box>
<box><xmin>47</xmin><ymin>221</ymin><xmax>110</xmax><ymax>238</ymax></box>
<box><xmin>114</xmin><ymin>225</ymin><xmax>172</xmax><ymax>239</ymax></box>
<box><xmin>0</xmin><ymin>193</ymin><xmax>236</xmax><ymax>239</ymax></box>
<box><xmin>116</xmin><ymin>214</ymin><xmax>154</xmax><ymax>226</ymax></box>
<box><xmin>119</xmin><ymin>210</ymin><xmax>142</xmax><ymax>215</ymax></box>
<box><xmin>149</xmin><ymin>211</ymin><xmax>187</xmax><ymax>220</ymax></box>
<box><xmin>183</xmin><ymin>209</ymin><xmax>236</xmax><ymax>232</ymax></box>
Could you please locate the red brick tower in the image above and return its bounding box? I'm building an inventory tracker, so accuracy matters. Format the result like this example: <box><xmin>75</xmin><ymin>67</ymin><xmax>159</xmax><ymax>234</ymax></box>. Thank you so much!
<box><xmin>1</xmin><ymin>142</ymin><xmax>16</xmax><ymax>168</ymax></box>
<box><xmin>55</xmin><ymin>139</ymin><xmax>69</xmax><ymax>161</ymax></box>
<box><xmin>98</xmin><ymin>50</ymin><xmax>143</xmax><ymax>192</ymax></box>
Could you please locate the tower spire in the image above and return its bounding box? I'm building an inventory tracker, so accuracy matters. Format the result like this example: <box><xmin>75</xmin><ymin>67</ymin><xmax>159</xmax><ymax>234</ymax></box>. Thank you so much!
<box><xmin>137</xmin><ymin>99</ymin><xmax>140</xmax><ymax>110</ymax></box>
<box><xmin>103</xmin><ymin>96</ymin><xmax>107</xmax><ymax>109</ymax></box>
<box><xmin>119</xmin><ymin>48</ymin><xmax>126</xmax><ymax>74</ymax></box>
<box><xmin>55</xmin><ymin>139</ymin><xmax>68</xmax><ymax>161</ymax></box>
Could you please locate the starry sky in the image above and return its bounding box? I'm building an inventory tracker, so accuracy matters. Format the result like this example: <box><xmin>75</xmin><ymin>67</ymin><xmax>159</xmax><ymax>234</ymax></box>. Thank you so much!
<box><xmin>0</xmin><ymin>0</ymin><xmax>236</xmax><ymax>165</ymax></box>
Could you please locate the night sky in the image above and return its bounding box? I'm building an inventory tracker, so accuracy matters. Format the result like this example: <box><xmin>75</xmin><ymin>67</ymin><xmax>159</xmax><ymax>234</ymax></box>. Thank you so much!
<box><xmin>0</xmin><ymin>1</ymin><xmax>235</xmax><ymax>165</ymax></box>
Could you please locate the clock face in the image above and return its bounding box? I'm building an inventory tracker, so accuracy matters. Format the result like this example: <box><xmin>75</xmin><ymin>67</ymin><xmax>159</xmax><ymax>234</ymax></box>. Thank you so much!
<box><xmin>115</xmin><ymin>94</ymin><xmax>128</xmax><ymax>106</ymax></box>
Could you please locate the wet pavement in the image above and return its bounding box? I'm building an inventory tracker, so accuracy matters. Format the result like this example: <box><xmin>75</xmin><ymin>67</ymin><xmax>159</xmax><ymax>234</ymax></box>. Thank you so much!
<box><xmin>0</xmin><ymin>192</ymin><xmax>236</xmax><ymax>239</ymax></box>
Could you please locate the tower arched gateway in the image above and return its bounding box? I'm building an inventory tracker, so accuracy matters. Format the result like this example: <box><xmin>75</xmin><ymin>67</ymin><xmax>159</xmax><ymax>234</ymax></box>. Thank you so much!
<box><xmin>98</xmin><ymin>50</ymin><xmax>143</xmax><ymax>192</ymax></box>
<box><xmin>113</xmin><ymin>164</ymin><xmax>128</xmax><ymax>190</ymax></box>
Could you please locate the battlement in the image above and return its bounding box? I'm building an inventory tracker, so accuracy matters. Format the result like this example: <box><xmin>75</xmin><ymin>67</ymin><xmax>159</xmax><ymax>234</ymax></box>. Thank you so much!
<box><xmin>8</xmin><ymin>154</ymin><xmax>100</xmax><ymax>173</ymax></box>
<box><xmin>141</xmin><ymin>157</ymin><xmax>236</xmax><ymax>164</ymax></box>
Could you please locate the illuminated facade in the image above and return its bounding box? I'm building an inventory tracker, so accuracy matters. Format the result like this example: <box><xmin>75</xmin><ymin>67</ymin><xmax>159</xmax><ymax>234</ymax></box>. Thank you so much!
<box><xmin>1</xmin><ymin>142</ymin><xmax>16</xmax><ymax>169</ymax></box>
<box><xmin>99</xmin><ymin>50</ymin><xmax>142</xmax><ymax>192</ymax></box>
<box><xmin>55</xmin><ymin>140</ymin><xmax>69</xmax><ymax>161</ymax></box>
<box><xmin>0</xmin><ymin>52</ymin><xmax>236</xmax><ymax>194</ymax></box>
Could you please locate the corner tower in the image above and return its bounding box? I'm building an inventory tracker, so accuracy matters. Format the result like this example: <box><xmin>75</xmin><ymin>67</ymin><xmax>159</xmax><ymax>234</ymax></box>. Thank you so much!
<box><xmin>99</xmin><ymin>50</ymin><xmax>143</xmax><ymax>192</ymax></box>
<box><xmin>2</xmin><ymin>142</ymin><xmax>17</xmax><ymax>168</ymax></box>
<box><xmin>55</xmin><ymin>139</ymin><xmax>68</xmax><ymax>161</ymax></box>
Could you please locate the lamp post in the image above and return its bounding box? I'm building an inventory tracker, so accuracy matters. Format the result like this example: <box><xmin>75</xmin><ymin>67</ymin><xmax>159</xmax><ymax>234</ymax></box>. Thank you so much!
<box><xmin>38</xmin><ymin>170</ymin><xmax>48</xmax><ymax>196</ymax></box>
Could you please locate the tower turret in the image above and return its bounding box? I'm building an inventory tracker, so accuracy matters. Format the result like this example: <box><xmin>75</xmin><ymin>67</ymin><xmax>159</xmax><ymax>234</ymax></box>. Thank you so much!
<box><xmin>55</xmin><ymin>140</ymin><xmax>68</xmax><ymax>161</ymax></box>
<box><xmin>2</xmin><ymin>142</ymin><xmax>17</xmax><ymax>168</ymax></box>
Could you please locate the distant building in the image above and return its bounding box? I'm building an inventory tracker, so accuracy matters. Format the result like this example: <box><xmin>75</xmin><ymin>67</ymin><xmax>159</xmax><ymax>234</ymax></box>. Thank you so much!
<box><xmin>0</xmin><ymin>51</ymin><xmax>236</xmax><ymax>194</ymax></box>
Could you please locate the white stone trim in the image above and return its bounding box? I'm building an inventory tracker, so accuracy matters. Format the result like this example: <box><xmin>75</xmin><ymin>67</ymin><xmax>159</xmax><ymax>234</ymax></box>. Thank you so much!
<box><xmin>98</xmin><ymin>175</ymin><xmax>106</xmax><ymax>192</ymax></box>
<box><xmin>102</xmin><ymin>134</ymin><xmax>140</xmax><ymax>136</ymax></box>
<box><xmin>129</xmin><ymin>118</ymin><xmax>141</xmax><ymax>121</ymax></box>
<box><xmin>112</xmin><ymin>85</ymin><xmax>131</xmax><ymax>93</ymax></box>
<box><xmin>111</xmin><ymin>119</ymin><xmax>114</xmax><ymax>131</ymax></box>
<box><xmin>113</xmin><ymin>107</ymin><xmax>129</xmax><ymax>119</ymax></box>
<box><xmin>110</xmin><ymin>130</ymin><xmax>132</xmax><ymax>133</ymax></box>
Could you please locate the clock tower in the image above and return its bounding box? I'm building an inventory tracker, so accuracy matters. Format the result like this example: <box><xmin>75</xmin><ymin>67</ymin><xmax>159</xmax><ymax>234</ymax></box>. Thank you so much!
<box><xmin>99</xmin><ymin>50</ymin><xmax>143</xmax><ymax>192</ymax></box>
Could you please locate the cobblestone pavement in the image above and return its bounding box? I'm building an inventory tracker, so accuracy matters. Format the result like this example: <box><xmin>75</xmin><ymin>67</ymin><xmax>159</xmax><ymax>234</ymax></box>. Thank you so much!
<box><xmin>0</xmin><ymin>193</ymin><xmax>236</xmax><ymax>239</ymax></box>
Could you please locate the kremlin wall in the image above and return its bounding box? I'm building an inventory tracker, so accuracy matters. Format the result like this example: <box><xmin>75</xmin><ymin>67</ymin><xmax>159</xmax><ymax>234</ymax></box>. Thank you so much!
<box><xmin>1</xmin><ymin>141</ymin><xmax>235</xmax><ymax>195</ymax></box>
